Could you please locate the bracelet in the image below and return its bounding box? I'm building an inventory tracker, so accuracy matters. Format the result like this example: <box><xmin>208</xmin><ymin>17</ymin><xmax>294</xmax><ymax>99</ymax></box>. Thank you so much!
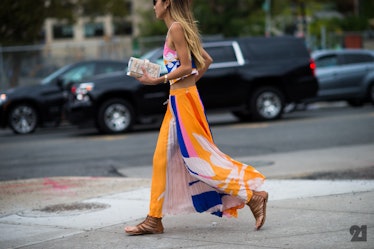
<box><xmin>164</xmin><ymin>74</ymin><xmax>168</xmax><ymax>84</ymax></box>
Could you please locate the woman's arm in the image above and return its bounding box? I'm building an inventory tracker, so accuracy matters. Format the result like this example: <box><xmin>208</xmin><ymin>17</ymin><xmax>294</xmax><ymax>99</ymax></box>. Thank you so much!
<box><xmin>137</xmin><ymin>23</ymin><xmax>192</xmax><ymax>85</ymax></box>
<box><xmin>195</xmin><ymin>48</ymin><xmax>213</xmax><ymax>82</ymax></box>
<box><xmin>167</xmin><ymin>23</ymin><xmax>194</xmax><ymax>79</ymax></box>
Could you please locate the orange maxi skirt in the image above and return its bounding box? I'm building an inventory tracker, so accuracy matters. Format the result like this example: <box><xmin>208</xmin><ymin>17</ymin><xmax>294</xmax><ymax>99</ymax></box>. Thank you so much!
<box><xmin>149</xmin><ymin>85</ymin><xmax>265</xmax><ymax>218</ymax></box>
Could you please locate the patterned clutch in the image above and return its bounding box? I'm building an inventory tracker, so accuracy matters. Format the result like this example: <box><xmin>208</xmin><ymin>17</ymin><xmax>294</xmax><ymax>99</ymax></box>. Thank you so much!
<box><xmin>126</xmin><ymin>57</ymin><xmax>161</xmax><ymax>79</ymax></box>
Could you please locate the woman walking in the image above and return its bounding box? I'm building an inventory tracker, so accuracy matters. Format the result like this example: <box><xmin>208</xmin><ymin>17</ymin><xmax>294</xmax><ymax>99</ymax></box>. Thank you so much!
<box><xmin>125</xmin><ymin>0</ymin><xmax>268</xmax><ymax>235</ymax></box>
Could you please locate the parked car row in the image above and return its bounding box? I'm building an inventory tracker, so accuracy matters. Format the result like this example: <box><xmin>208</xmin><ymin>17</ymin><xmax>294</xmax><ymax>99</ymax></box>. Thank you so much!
<box><xmin>0</xmin><ymin>60</ymin><xmax>126</xmax><ymax>134</ymax></box>
<box><xmin>1</xmin><ymin>36</ymin><xmax>373</xmax><ymax>135</ymax></box>
<box><xmin>67</xmin><ymin>36</ymin><xmax>318</xmax><ymax>134</ymax></box>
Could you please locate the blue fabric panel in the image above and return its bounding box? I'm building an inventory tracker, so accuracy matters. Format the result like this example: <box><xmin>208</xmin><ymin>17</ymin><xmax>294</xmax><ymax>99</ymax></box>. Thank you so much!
<box><xmin>192</xmin><ymin>191</ymin><xmax>222</xmax><ymax>213</ymax></box>
<box><xmin>170</xmin><ymin>96</ymin><xmax>189</xmax><ymax>157</ymax></box>
<box><xmin>211</xmin><ymin>211</ymin><xmax>223</xmax><ymax>217</ymax></box>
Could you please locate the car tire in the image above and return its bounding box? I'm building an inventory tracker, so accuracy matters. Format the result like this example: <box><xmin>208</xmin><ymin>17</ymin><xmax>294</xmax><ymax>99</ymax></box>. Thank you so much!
<box><xmin>250</xmin><ymin>86</ymin><xmax>284</xmax><ymax>121</ymax></box>
<box><xmin>97</xmin><ymin>99</ymin><xmax>134</xmax><ymax>134</ymax></box>
<box><xmin>8</xmin><ymin>104</ymin><xmax>38</xmax><ymax>134</ymax></box>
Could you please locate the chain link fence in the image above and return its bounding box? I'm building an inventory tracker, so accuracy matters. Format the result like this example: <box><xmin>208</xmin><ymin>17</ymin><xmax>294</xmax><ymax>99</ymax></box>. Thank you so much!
<box><xmin>0</xmin><ymin>39</ymin><xmax>133</xmax><ymax>90</ymax></box>
<box><xmin>0</xmin><ymin>36</ymin><xmax>174</xmax><ymax>91</ymax></box>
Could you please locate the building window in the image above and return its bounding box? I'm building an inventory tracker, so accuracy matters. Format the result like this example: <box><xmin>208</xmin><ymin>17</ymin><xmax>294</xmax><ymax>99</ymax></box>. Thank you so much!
<box><xmin>53</xmin><ymin>24</ymin><xmax>74</xmax><ymax>39</ymax></box>
<box><xmin>114</xmin><ymin>20</ymin><xmax>133</xmax><ymax>35</ymax></box>
<box><xmin>84</xmin><ymin>22</ymin><xmax>104</xmax><ymax>38</ymax></box>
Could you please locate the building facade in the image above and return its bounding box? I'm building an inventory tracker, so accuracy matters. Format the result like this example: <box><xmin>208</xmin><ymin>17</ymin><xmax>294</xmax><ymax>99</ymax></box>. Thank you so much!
<box><xmin>42</xmin><ymin>0</ymin><xmax>152</xmax><ymax>60</ymax></box>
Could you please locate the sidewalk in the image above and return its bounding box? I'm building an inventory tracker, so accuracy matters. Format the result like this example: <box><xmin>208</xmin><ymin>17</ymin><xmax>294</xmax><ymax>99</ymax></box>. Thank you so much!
<box><xmin>1</xmin><ymin>144</ymin><xmax>373</xmax><ymax>249</ymax></box>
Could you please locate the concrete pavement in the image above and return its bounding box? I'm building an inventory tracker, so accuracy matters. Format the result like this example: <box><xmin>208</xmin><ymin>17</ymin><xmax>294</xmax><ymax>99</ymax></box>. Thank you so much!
<box><xmin>1</xmin><ymin>144</ymin><xmax>373</xmax><ymax>249</ymax></box>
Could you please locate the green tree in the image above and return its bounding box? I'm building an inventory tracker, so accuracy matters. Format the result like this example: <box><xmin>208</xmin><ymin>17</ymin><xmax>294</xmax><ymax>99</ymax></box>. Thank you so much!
<box><xmin>337</xmin><ymin>0</ymin><xmax>374</xmax><ymax>31</ymax></box>
<box><xmin>138</xmin><ymin>0</ymin><xmax>266</xmax><ymax>38</ymax></box>
<box><xmin>138</xmin><ymin>0</ymin><xmax>373</xmax><ymax>38</ymax></box>
<box><xmin>305</xmin><ymin>0</ymin><xmax>374</xmax><ymax>49</ymax></box>
<box><xmin>193</xmin><ymin>0</ymin><xmax>265</xmax><ymax>37</ymax></box>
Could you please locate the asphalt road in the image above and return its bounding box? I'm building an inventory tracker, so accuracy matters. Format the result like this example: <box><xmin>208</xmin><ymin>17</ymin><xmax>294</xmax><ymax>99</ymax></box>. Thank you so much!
<box><xmin>0</xmin><ymin>102</ymin><xmax>373</xmax><ymax>181</ymax></box>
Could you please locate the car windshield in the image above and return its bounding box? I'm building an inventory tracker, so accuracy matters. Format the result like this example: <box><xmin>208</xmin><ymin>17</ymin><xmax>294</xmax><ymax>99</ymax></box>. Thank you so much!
<box><xmin>41</xmin><ymin>64</ymin><xmax>71</xmax><ymax>85</ymax></box>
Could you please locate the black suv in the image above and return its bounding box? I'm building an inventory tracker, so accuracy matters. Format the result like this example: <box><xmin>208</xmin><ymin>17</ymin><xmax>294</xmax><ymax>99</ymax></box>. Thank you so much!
<box><xmin>67</xmin><ymin>36</ymin><xmax>318</xmax><ymax>134</ymax></box>
<box><xmin>0</xmin><ymin>60</ymin><xmax>126</xmax><ymax>134</ymax></box>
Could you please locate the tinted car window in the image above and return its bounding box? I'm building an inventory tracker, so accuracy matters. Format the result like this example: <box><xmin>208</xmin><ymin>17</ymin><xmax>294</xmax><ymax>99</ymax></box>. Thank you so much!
<box><xmin>97</xmin><ymin>62</ymin><xmax>125</xmax><ymax>74</ymax></box>
<box><xmin>205</xmin><ymin>45</ymin><xmax>237</xmax><ymax>63</ymax></box>
<box><xmin>315</xmin><ymin>55</ymin><xmax>338</xmax><ymax>68</ymax></box>
<box><xmin>60</xmin><ymin>63</ymin><xmax>95</xmax><ymax>85</ymax></box>
<box><xmin>342</xmin><ymin>53</ymin><xmax>374</xmax><ymax>65</ymax></box>
<box><xmin>240</xmin><ymin>37</ymin><xmax>308</xmax><ymax>61</ymax></box>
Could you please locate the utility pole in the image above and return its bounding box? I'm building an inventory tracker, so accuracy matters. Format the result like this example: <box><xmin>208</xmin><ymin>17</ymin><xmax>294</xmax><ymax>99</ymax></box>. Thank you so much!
<box><xmin>354</xmin><ymin>0</ymin><xmax>359</xmax><ymax>16</ymax></box>
<box><xmin>263</xmin><ymin>0</ymin><xmax>272</xmax><ymax>37</ymax></box>
<box><xmin>0</xmin><ymin>45</ymin><xmax>5</xmax><ymax>90</ymax></box>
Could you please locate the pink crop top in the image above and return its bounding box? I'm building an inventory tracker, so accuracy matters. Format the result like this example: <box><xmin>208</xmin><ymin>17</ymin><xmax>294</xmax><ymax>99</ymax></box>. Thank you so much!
<box><xmin>163</xmin><ymin>23</ymin><xmax>198</xmax><ymax>85</ymax></box>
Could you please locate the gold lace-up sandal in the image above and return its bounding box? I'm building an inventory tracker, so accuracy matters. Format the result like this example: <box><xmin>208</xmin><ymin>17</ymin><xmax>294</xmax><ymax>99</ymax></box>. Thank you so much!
<box><xmin>247</xmin><ymin>191</ymin><xmax>268</xmax><ymax>230</ymax></box>
<box><xmin>124</xmin><ymin>215</ymin><xmax>164</xmax><ymax>235</ymax></box>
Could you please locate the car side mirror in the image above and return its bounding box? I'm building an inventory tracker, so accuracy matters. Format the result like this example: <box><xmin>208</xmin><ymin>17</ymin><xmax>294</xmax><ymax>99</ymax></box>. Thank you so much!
<box><xmin>56</xmin><ymin>77</ymin><xmax>64</xmax><ymax>89</ymax></box>
<box><xmin>64</xmin><ymin>81</ymin><xmax>75</xmax><ymax>90</ymax></box>
<box><xmin>57</xmin><ymin>77</ymin><xmax>75</xmax><ymax>90</ymax></box>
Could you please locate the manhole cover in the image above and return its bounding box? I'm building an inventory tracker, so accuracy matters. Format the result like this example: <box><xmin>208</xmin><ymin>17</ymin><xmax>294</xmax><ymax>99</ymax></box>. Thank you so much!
<box><xmin>18</xmin><ymin>202</ymin><xmax>110</xmax><ymax>217</ymax></box>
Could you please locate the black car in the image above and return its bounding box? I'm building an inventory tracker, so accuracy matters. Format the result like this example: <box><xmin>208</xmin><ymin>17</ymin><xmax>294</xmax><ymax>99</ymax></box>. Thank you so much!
<box><xmin>0</xmin><ymin>60</ymin><xmax>126</xmax><ymax>134</ymax></box>
<box><xmin>67</xmin><ymin>36</ymin><xmax>318</xmax><ymax>134</ymax></box>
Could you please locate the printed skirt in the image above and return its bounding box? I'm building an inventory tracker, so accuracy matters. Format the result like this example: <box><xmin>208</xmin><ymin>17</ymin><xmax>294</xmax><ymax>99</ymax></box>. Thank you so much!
<box><xmin>149</xmin><ymin>85</ymin><xmax>265</xmax><ymax>218</ymax></box>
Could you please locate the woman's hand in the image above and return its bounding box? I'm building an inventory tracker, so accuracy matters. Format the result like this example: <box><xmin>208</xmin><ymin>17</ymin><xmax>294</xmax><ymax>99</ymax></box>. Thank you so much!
<box><xmin>136</xmin><ymin>67</ymin><xmax>158</xmax><ymax>85</ymax></box>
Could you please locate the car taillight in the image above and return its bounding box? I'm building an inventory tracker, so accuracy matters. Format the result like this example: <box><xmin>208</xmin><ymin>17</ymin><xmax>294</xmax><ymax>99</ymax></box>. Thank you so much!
<box><xmin>71</xmin><ymin>86</ymin><xmax>77</xmax><ymax>94</ymax></box>
<box><xmin>309</xmin><ymin>58</ymin><xmax>316</xmax><ymax>76</ymax></box>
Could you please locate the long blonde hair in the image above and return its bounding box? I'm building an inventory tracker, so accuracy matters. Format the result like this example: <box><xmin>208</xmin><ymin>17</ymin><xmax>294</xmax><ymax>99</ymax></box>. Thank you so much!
<box><xmin>167</xmin><ymin>0</ymin><xmax>205</xmax><ymax>70</ymax></box>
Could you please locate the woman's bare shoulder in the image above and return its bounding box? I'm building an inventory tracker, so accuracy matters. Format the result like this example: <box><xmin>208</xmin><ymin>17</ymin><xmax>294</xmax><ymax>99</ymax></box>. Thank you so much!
<box><xmin>169</xmin><ymin>22</ymin><xmax>184</xmax><ymax>34</ymax></box>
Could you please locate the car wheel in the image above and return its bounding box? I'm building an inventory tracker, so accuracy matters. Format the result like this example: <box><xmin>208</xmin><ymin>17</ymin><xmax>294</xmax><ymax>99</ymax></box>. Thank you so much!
<box><xmin>97</xmin><ymin>99</ymin><xmax>134</xmax><ymax>134</ymax></box>
<box><xmin>250</xmin><ymin>87</ymin><xmax>284</xmax><ymax>121</ymax></box>
<box><xmin>8</xmin><ymin>104</ymin><xmax>38</xmax><ymax>134</ymax></box>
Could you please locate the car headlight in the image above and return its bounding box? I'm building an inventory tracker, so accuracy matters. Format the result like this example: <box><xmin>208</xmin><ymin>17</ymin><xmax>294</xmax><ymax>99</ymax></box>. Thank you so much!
<box><xmin>0</xmin><ymin>93</ymin><xmax>7</xmax><ymax>105</ymax></box>
<box><xmin>71</xmin><ymin>83</ymin><xmax>94</xmax><ymax>102</ymax></box>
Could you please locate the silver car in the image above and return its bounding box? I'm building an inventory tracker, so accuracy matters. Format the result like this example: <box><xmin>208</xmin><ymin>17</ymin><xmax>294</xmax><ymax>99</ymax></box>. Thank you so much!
<box><xmin>310</xmin><ymin>49</ymin><xmax>374</xmax><ymax>106</ymax></box>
